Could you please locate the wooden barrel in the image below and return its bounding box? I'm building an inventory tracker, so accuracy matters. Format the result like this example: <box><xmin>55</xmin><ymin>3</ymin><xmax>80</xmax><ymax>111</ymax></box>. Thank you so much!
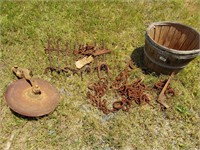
<box><xmin>144</xmin><ymin>22</ymin><xmax>200</xmax><ymax>74</ymax></box>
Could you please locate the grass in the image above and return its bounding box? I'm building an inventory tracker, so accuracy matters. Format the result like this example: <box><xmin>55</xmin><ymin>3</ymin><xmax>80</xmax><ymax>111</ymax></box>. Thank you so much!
<box><xmin>0</xmin><ymin>0</ymin><xmax>200</xmax><ymax>149</ymax></box>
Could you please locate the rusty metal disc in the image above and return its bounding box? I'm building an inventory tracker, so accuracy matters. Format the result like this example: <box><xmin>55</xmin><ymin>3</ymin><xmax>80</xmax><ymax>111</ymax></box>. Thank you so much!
<box><xmin>5</xmin><ymin>78</ymin><xmax>60</xmax><ymax>117</ymax></box>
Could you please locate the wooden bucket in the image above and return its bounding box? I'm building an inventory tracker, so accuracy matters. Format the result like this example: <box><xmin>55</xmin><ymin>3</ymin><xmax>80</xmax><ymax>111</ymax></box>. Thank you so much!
<box><xmin>144</xmin><ymin>22</ymin><xmax>200</xmax><ymax>74</ymax></box>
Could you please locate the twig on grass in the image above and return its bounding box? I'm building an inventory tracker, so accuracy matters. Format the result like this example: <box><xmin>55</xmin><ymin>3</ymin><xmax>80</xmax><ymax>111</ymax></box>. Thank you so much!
<box><xmin>4</xmin><ymin>132</ymin><xmax>15</xmax><ymax>150</ymax></box>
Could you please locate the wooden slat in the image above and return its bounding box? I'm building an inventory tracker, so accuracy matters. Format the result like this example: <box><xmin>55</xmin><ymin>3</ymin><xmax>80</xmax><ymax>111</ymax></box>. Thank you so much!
<box><xmin>173</xmin><ymin>32</ymin><xmax>187</xmax><ymax>50</ymax></box>
<box><xmin>149</xmin><ymin>27</ymin><xmax>155</xmax><ymax>40</ymax></box>
<box><xmin>169</xmin><ymin>25</ymin><xmax>183</xmax><ymax>49</ymax></box>
<box><xmin>163</xmin><ymin>25</ymin><xmax>177</xmax><ymax>48</ymax></box>
<box><xmin>173</xmin><ymin>25</ymin><xmax>194</xmax><ymax>50</ymax></box>
<box><xmin>157</xmin><ymin>26</ymin><xmax>164</xmax><ymax>44</ymax></box>
<box><xmin>179</xmin><ymin>30</ymin><xmax>196</xmax><ymax>50</ymax></box>
<box><xmin>159</xmin><ymin>25</ymin><xmax>170</xmax><ymax>45</ymax></box>
<box><xmin>187</xmin><ymin>35</ymin><xmax>200</xmax><ymax>50</ymax></box>
<box><xmin>193</xmin><ymin>40</ymin><xmax>200</xmax><ymax>49</ymax></box>
<box><xmin>154</xmin><ymin>26</ymin><xmax>162</xmax><ymax>43</ymax></box>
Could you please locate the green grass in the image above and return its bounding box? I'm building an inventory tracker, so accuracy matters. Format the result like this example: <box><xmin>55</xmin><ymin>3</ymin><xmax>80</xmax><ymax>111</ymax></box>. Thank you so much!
<box><xmin>0</xmin><ymin>0</ymin><xmax>200</xmax><ymax>149</ymax></box>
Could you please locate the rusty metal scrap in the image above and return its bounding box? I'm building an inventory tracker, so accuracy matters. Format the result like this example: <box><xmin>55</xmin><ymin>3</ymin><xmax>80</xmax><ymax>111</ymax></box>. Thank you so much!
<box><xmin>44</xmin><ymin>40</ymin><xmax>112</xmax><ymax>80</ymax></box>
<box><xmin>73</xmin><ymin>44</ymin><xmax>111</xmax><ymax>57</ymax></box>
<box><xmin>97</xmin><ymin>62</ymin><xmax>110</xmax><ymax>79</ymax></box>
<box><xmin>154</xmin><ymin>79</ymin><xmax>175</xmax><ymax>97</ymax></box>
<box><xmin>155</xmin><ymin>72</ymin><xmax>175</xmax><ymax>109</ymax></box>
<box><xmin>112</xmin><ymin>98</ymin><xmax>132</xmax><ymax>112</ymax></box>
<box><xmin>93</xmin><ymin>49</ymin><xmax>111</xmax><ymax>56</ymax></box>
<box><xmin>7</xmin><ymin>67</ymin><xmax>60</xmax><ymax>117</ymax></box>
<box><xmin>44</xmin><ymin>39</ymin><xmax>66</xmax><ymax>74</ymax></box>
<box><xmin>80</xmin><ymin>64</ymin><xmax>92</xmax><ymax>80</ymax></box>
<box><xmin>110</xmin><ymin>67</ymin><xmax>130</xmax><ymax>90</ymax></box>
<box><xmin>87</xmin><ymin>78</ymin><xmax>112</xmax><ymax>114</ymax></box>
<box><xmin>96</xmin><ymin>54</ymin><xmax>110</xmax><ymax>79</ymax></box>
<box><xmin>44</xmin><ymin>39</ymin><xmax>82</xmax><ymax>75</ymax></box>
<box><xmin>73</xmin><ymin>45</ymin><xmax>95</xmax><ymax>56</ymax></box>
<box><xmin>88</xmin><ymin>78</ymin><xmax>108</xmax><ymax>97</ymax></box>
<box><xmin>61</xmin><ymin>66</ymin><xmax>79</xmax><ymax>75</ymax></box>
<box><xmin>116</xmin><ymin>78</ymin><xmax>150</xmax><ymax>105</ymax></box>
<box><xmin>87</xmin><ymin>61</ymin><xmax>151</xmax><ymax>114</ymax></box>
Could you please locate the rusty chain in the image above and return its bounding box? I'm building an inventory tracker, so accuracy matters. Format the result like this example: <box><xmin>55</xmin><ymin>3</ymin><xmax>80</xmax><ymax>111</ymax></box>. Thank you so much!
<box><xmin>87</xmin><ymin>60</ymin><xmax>151</xmax><ymax>114</ymax></box>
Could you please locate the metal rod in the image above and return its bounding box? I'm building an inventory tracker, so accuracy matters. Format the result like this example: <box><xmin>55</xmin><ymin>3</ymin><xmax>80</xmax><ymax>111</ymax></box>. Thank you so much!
<box><xmin>157</xmin><ymin>72</ymin><xmax>175</xmax><ymax>108</ymax></box>
<box><xmin>47</xmin><ymin>39</ymin><xmax>52</xmax><ymax>69</ymax></box>
<box><xmin>57</xmin><ymin>40</ymin><xmax>60</xmax><ymax>72</ymax></box>
<box><xmin>65</xmin><ymin>42</ymin><xmax>69</xmax><ymax>66</ymax></box>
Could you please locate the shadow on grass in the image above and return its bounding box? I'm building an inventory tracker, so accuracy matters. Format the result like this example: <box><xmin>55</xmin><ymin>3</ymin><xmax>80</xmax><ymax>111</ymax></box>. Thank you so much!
<box><xmin>10</xmin><ymin>109</ymin><xmax>48</xmax><ymax>120</ymax></box>
<box><xmin>130</xmin><ymin>46</ymin><xmax>148</xmax><ymax>73</ymax></box>
<box><xmin>131</xmin><ymin>46</ymin><xmax>144</xmax><ymax>68</ymax></box>
<box><xmin>130</xmin><ymin>46</ymin><xmax>159</xmax><ymax>76</ymax></box>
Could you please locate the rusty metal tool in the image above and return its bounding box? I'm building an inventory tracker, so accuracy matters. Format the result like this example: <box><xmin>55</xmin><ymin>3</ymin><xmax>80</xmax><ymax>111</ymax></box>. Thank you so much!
<box><xmin>157</xmin><ymin>72</ymin><xmax>175</xmax><ymax>109</ymax></box>
<box><xmin>6</xmin><ymin>66</ymin><xmax>60</xmax><ymax>117</ymax></box>
<box><xmin>97</xmin><ymin>54</ymin><xmax>110</xmax><ymax>79</ymax></box>
<box><xmin>93</xmin><ymin>49</ymin><xmax>111</xmax><ymax>56</ymax></box>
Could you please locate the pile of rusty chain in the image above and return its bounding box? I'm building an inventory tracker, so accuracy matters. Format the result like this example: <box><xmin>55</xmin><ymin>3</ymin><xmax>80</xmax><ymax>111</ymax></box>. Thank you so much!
<box><xmin>87</xmin><ymin>78</ymin><xmax>112</xmax><ymax>114</ymax></box>
<box><xmin>116</xmin><ymin>78</ymin><xmax>150</xmax><ymax>105</ymax></box>
<box><xmin>153</xmin><ymin>79</ymin><xmax>175</xmax><ymax>97</ymax></box>
<box><xmin>87</xmin><ymin>61</ymin><xmax>151</xmax><ymax>114</ymax></box>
